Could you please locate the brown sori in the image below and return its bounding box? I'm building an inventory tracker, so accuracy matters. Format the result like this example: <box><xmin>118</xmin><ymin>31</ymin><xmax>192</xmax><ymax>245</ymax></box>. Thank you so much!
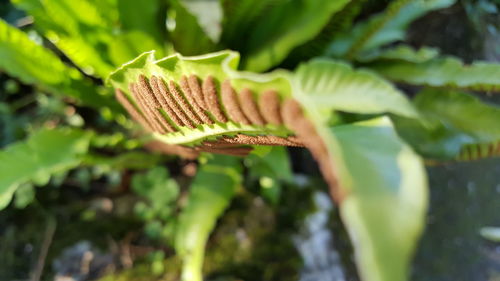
<box><xmin>116</xmin><ymin>75</ymin><xmax>312</xmax><ymax>156</ymax></box>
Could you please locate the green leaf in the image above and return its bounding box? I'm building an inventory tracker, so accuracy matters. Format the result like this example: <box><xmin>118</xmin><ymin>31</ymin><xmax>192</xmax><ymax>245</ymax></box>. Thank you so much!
<box><xmin>175</xmin><ymin>155</ymin><xmax>242</xmax><ymax>281</ymax></box>
<box><xmin>14</xmin><ymin>183</ymin><xmax>35</xmax><ymax>209</ymax></box>
<box><xmin>0</xmin><ymin>19</ymin><xmax>114</xmax><ymax>109</ymax></box>
<box><xmin>109</xmin><ymin>52</ymin><xmax>417</xmax><ymax>149</ymax></box>
<box><xmin>480</xmin><ymin>227</ymin><xmax>500</xmax><ymax>242</ymax></box>
<box><xmin>168</xmin><ymin>0</ymin><xmax>217</xmax><ymax>56</ymax></box>
<box><xmin>82</xmin><ymin>151</ymin><xmax>165</xmax><ymax>170</ymax></box>
<box><xmin>131</xmin><ymin>166</ymin><xmax>179</xmax><ymax>209</ymax></box>
<box><xmin>0</xmin><ymin>128</ymin><xmax>91</xmax><ymax>210</ymax></box>
<box><xmin>367</xmin><ymin>56</ymin><xmax>500</xmax><ymax>92</ymax></box>
<box><xmin>293</xmin><ymin>68</ymin><xmax>427</xmax><ymax>280</ymax></box>
<box><xmin>329</xmin><ymin>118</ymin><xmax>428</xmax><ymax>281</ymax></box>
<box><xmin>247</xmin><ymin>146</ymin><xmax>293</xmax><ymax>182</ymax></box>
<box><xmin>246</xmin><ymin>146</ymin><xmax>292</xmax><ymax>205</ymax></box>
<box><xmin>284</xmin><ymin>0</ymin><xmax>368</xmax><ymax>65</ymax></box>
<box><xmin>220</xmin><ymin>0</ymin><xmax>280</xmax><ymax>48</ymax></box>
<box><xmin>240</xmin><ymin>0</ymin><xmax>351</xmax><ymax>71</ymax></box>
<box><xmin>117</xmin><ymin>0</ymin><xmax>165</xmax><ymax>44</ymax></box>
<box><xmin>299</xmin><ymin>117</ymin><xmax>427</xmax><ymax>281</ymax></box>
<box><xmin>356</xmin><ymin>45</ymin><xmax>440</xmax><ymax>63</ymax></box>
<box><xmin>108</xmin><ymin>31</ymin><xmax>166</xmax><ymax>67</ymax></box>
<box><xmin>259</xmin><ymin>176</ymin><xmax>281</xmax><ymax>205</ymax></box>
<box><xmin>391</xmin><ymin>115</ymin><xmax>471</xmax><ymax>159</ymax></box>
<box><xmin>414</xmin><ymin>89</ymin><xmax>500</xmax><ymax>142</ymax></box>
<box><xmin>326</xmin><ymin>0</ymin><xmax>456</xmax><ymax>59</ymax></box>
<box><xmin>13</xmin><ymin>0</ymin><xmax>116</xmax><ymax>77</ymax></box>
<box><xmin>293</xmin><ymin>59</ymin><xmax>418</xmax><ymax>121</ymax></box>
<box><xmin>0</xmin><ymin>19</ymin><xmax>74</xmax><ymax>86</ymax></box>
<box><xmin>393</xmin><ymin>89</ymin><xmax>500</xmax><ymax>160</ymax></box>
<box><xmin>179</xmin><ymin>0</ymin><xmax>223</xmax><ymax>42</ymax></box>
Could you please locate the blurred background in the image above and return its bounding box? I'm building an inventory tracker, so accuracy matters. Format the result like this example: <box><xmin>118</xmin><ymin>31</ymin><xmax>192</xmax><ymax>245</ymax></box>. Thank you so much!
<box><xmin>0</xmin><ymin>0</ymin><xmax>499</xmax><ymax>280</ymax></box>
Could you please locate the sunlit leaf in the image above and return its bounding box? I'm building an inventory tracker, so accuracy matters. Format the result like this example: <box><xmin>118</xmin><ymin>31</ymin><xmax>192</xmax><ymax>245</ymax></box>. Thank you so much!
<box><xmin>297</xmin><ymin>116</ymin><xmax>427</xmax><ymax>281</ymax></box>
<box><xmin>330</xmin><ymin>118</ymin><xmax>427</xmax><ymax>281</ymax></box>
<box><xmin>0</xmin><ymin>19</ymin><xmax>116</xmax><ymax>110</ymax></box>
<box><xmin>480</xmin><ymin>227</ymin><xmax>500</xmax><ymax>242</ymax></box>
<box><xmin>13</xmin><ymin>0</ymin><xmax>116</xmax><ymax>77</ymax></box>
<box><xmin>0</xmin><ymin>19</ymin><xmax>72</xmax><ymax>86</ymax></box>
<box><xmin>108</xmin><ymin>31</ymin><xmax>166</xmax><ymax>67</ymax></box>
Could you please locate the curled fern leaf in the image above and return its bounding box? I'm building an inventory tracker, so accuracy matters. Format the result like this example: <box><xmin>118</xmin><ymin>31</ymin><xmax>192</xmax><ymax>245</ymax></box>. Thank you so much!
<box><xmin>108</xmin><ymin>51</ymin><xmax>299</xmax><ymax>157</ymax></box>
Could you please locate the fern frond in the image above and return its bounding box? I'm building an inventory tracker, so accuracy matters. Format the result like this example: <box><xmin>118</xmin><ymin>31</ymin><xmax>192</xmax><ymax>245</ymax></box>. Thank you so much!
<box><xmin>345</xmin><ymin>0</ymin><xmax>413</xmax><ymax>59</ymax></box>
<box><xmin>220</xmin><ymin>0</ymin><xmax>284</xmax><ymax>49</ymax></box>
<box><xmin>108</xmin><ymin>51</ymin><xmax>303</xmax><ymax>156</ymax></box>
<box><xmin>356</xmin><ymin>45</ymin><xmax>439</xmax><ymax>63</ymax></box>
<box><xmin>116</xmin><ymin>73</ymin><xmax>302</xmax><ymax>156</ymax></box>
<box><xmin>456</xmin><ymin>141</ymin><xmax>500</xmax><ymax>161</ymax></box>
<box><xmin>284</xmin><ymin>0</ymin><xmax>368</xmax><ymax>65</ymax></box>
<box><xmin>368</xmin><ymin>57</ymin><xmax>500</xmax><ymax>92</ymax></box>
<box><xmin>326</xmin><ymin>0</ymin><xmax>456</xmax><ymax>59</ymax></box>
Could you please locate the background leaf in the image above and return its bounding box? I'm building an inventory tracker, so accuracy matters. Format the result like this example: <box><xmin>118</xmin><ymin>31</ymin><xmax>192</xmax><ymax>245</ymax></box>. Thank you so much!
<box><xmin>117</xmin><ymin>0</ymin><xmax>165</xmax><ymax>44</ymax></box>
<box><xmin>239</xmin><ymin>0</ymin><xmax>350</xmax><ymax>72</ymax></box>
<box><xmin>326</xmin><ymin>0</ymin><xmax>456</xmax><ymax>59</ymax></box>
<box><xmin>356</xmin><ymin>45</ymin><xmax>440</xmax><ymax>63</ymax></box>
<box><xmin>0</xmin><ymin>19</ymin><xmax>120</xmax><ymax>110</ymax></box>
<box><xmin>0</xmin><ymin>128</ymin><xmax>92</xmax><ymax>210</ymax></box>
<box><xmin>168</xmin><ymin>0</ymin><xmax>217</xmax><ymax>56</ymax></box>
<box><xmin>393</xmin><ymin>89</ymin><xmax>500</xmax><ymax>159</ymax></box>
<box><xmin>367</xmin><ymin>56</ymin><xmax>500</xmax><ymax>92</ymax></box>
<box><xmin>175</xmin><ymin>155</ymin><xmax>242</xmax><ymax>281</ymax></box>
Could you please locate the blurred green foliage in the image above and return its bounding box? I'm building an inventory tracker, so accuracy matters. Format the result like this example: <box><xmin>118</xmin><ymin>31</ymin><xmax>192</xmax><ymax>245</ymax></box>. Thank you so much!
<box><xmin>0</xmin><ymin>0</ymin><xmax>499</xmax><ymax>281</ymax></box>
